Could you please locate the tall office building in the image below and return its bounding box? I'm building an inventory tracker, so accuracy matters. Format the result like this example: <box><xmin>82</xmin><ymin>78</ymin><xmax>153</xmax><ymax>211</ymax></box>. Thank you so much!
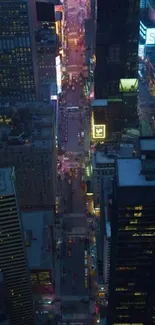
<box><xmin>107</xmin><ymin>138</ymin><xmax>155</xmax><ymax>325</ymax></box>
<box><xmin>0</xmin><ymin>0</ymin><xmax>38</xmax><ymax>104</ymax></box>
<box><xmin>0</xmin><ymin>167</ymin><xmax>35</xmax><ymax>325</ymax></box>
<box><xmin>0</xmin><ymin>102</ymin><xmax>56</xmax><ymax>210</ymax></box>
<box><xmin>35</xmin><ymin>1</ymin><xmax>58</xmax><ymax>101</ymax></box>
<box><xmin>94</xmin><ymin>0</ymin><xmax>139</xmax><ymax>134</ymax></box>
<box><xmin>0</xmin><ymin>272</ymin><xmax>10</xmax><ymax>324</ymax></box>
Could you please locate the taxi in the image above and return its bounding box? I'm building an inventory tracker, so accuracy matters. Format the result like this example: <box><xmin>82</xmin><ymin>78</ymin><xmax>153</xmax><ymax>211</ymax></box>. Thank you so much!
<box><xmin>74</xmin><ymin>168</ymin><xmax>78</xmax><ymax>179</ymax></box>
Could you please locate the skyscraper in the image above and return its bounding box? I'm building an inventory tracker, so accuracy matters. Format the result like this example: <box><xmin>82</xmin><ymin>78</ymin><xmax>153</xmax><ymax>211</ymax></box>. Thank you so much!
<box><xmin>0</xmin><ymin>102</ymin><xmax>56</xmax><ymax>210</ymax></box>
<box><xmin>0</xmin><ymin>167</ymin><xmax>35</xmax><ymax>325</ymax></box>
<box><xmin>0</xmin><ymin>0</ymin><xmax>38</xmax><ymax>104</ymax></box>
<box><xmin>94</xmin><ymin>0</ymin><xmax>139</xmax><ymax>133</ymax></box>
<box><xmin>35</xmin><ymin>1</ymin><xmax>58</xmax><ymax>101</ymax></box>
<box><xmin>107</xmin><ymin>138</ymin><xmax>155</xmax><ymax>325</ymax></box>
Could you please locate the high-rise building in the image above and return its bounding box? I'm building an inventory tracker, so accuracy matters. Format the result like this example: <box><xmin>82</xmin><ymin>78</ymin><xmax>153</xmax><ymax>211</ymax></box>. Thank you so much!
<box><xmin>94</xmin><ymin>0</ymin><xmax>140</xmax><ymax>134</ymax></box>
<box><xmin>0</xmin><ymin>167</ymin><xmax>35</xmax><ymax>325</ymax></box>
<box><xmin>107</xmin><ymin>137</ymin><xmax>155</xmax><ymax>325</ymax></box>
<box><xmin>35</xmin><ymin>1</ymin><xmax>59</xmax><ymax>101</ymax></box>
<box><xmin>0</xmin><ymin>272</ymin><xmax>10</xmax><ymax>325</ymax></box>
<box><xmin>0</xmin><ymin>102</ymin><xmax>56</xmax><ymax>210</ymax></box>
<box><xmin>92</xmin><ymin>150</ymin><xmax>115</xmax><ymax>208</ymax></box>
<box><xmin>0</xmin><ymin>0</ymin><xmax>38</xmax><ymax>104</ymax></box>
<box><xmin>21</xmin><ymin>210</ymin><xmax>57</xmax><ymax>318</ymax></box>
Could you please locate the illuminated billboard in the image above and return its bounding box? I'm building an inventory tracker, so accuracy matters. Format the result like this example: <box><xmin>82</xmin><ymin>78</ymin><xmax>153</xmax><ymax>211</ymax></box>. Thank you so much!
<box><xmin>146</xmin><ymin>28</ymin><xmax>155</xmax><ymax>45</ymax></box>
<box><xmin>119</xmin><ymin>79</ymin><xmax>138</xmax><ymax>92</ymax></box>
<box><xmin>55</xmin><ymin>56</ymin><xmax>62</xmax><ymax>94</ymax></box>
<box><xmin>138</xmin><ymin>44</ymin><xmax>144</xmax><ymax>59</ymax></box>
<box><xmin>93</xmin><ymin>125</ymin><xmax>106</xmax><ymax>139</ymax></box>
<box><xmin>139</xmin><ymin>21</ymin><xmax>147</xmax><ymax>40</ymax></box>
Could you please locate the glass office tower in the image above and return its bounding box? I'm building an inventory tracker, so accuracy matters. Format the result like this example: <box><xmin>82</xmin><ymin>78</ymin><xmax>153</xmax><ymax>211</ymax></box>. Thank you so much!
<box><xmin>0</xmin><ymin>0</ymin><xmax>37</xmax><ymax>104</ymax></box>
<box><xmin>107</xmin><ymin>138</ymin><xmax>155</xmax><ymax>325</ymax></box>
<box><xmin>94</xmin><ymin>0</ymin><xmax>140</xmax><ymax>133</ymax></box>
<box><xmin>0</xmin><ymin>167</ymin><xmax>35</xmax><ymax>325</ymax></box>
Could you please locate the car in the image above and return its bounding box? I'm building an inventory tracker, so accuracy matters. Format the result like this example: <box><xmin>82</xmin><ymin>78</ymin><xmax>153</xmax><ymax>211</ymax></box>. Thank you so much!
<box><xmin>74</xmin><ymin>171</ymin><xmax>78</xmax><ymax>179</ymax></box>
<box><xmin>91</xmin><ymin>247</ymin><xmax>94</xmax><ymax>256</ymax></box>
<box><xmin>91</xmin><ymin>256</ymin><xmax>95</xmax><ymax>269</ymax></box>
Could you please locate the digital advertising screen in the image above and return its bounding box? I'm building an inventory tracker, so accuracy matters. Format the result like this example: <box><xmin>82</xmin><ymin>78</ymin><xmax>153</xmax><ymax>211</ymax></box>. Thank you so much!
<box><xmin>138</xmin><ymin>44</ymin><xmax>145</xmax><ymax>59</ymax></box>
<box><xmin>93</xmin><ymin>125</ymin><xmax>106</xmax><ymax>139</ymax></box>
<box><xmin>146</xmin><ymin>28</ymin><xmax>155</xmax><ymax>45</ymax></box>
<box><xmin>139</xmin><ymin>21</ymin><xmax>147</xmax><ymax>40</ymax></box>
<box><xmin>119</xmin><ymin>79</ymin><xmax>138</xmax><ymax>92</ymax></box>
<box><xmin>55</xmin><ymin>56</ymin><xmax>62</xmax><ymax>94</ymax></box>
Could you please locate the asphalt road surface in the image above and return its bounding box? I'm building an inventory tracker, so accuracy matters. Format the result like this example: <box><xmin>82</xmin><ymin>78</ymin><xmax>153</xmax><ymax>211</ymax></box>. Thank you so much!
<box><xmin>63</xmin><ymin>216</ymin><xmax>87</xmax><ymax>232</ymax></box>
<box><xmin>58</xmin><ymin>0</ymin><xmax>94</xmax><ymax>323</ymax></box>
<box><xmin>65</xmin><ymin>112</ymin><xmax>84</xmax><ymax>152</ymax></box>
<box><xmin>72</xmin><ymin>173</ymin><xmax>85</xmax><ymax>213</ymax></box>
<box><xmin>65</xmin><ymin>87</ymin><xmax>82</xmax><ymax>107</ymax></box>
<box><xmin>61</xmin><ymin>237</ymin><xmax>88</xmax><ymax>296</ymax></box>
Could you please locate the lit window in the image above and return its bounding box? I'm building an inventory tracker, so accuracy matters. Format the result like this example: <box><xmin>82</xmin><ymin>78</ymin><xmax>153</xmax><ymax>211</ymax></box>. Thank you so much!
<box><xmin>134</xmin><ymin>213</ymin><xmax>142</xmax><ymax>217</ymax></box>
<box><xmin>134</xmin><ymin>206</ymin><xmax>143</xmax><ymax>210</ymax></box>
<box><xmin>134</xmin><ymin>292</ymin><xmax>146</xmax><ymax>296</ymax></box>
<box><xmin>116</xmin><ymin>267</ymin><xmax>136</xmax><ymax>271</ymax></box>
<box><xmin>125</xmin><ymin>226</ymin><xmax>137</xmax><ymax>231</ymax></box>
<box><xmin>132</xmin><ymin>233</ymin><xmax>154</xmax><ymax>237</ymax></box>
<box><xmin>130</xmin><ymin>220</ymin><xmax>138</xmax><ymax>224</ymax></box>
<box><xmin>115</xmin><ymin>288</ymin><xmax>128</xmax><ymax>292</ymax></box>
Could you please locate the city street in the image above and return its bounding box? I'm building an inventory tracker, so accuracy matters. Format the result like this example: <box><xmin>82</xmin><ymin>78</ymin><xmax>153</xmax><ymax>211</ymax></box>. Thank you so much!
<box><xmin>61</xmin><ymin>237</ymin><xmax>88</xmax><ymax>296</ymax></box>
<box><xmin>55</xmin><ymin>0</ymin><xmax>96</xmax><ymax>324</ymax></box>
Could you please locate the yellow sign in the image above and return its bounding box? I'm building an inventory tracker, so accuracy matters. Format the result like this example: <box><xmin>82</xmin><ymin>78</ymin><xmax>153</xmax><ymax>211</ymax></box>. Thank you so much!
<box><xmin>93</xmin><ymin>125</ymin><xmax>106</xmax><ymax>139</ymax></box>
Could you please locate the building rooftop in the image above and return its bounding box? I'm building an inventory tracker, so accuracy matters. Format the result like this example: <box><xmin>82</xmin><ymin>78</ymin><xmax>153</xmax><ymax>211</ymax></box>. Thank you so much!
<box><xmin>117</xmin><ymin>158</ymin><xmax>155</xmax><ymax>187</ymax></box>
<box><xmin>93</xmin><ymin>143</ymin><xmax>134</xmax><ymax>168</ymax></box>
<box><xmin>140</xmin><ymin>138</ymin><xmax>155</xmax><ymax>151</ymax></box>
<box><xmin>0</xmin><ymin>167</ymin><xmax>14</xmax><ymax>197</ymax></box>
<box><xmin>119</xmin><ymin>143</ymin><xmax>134</xmax><ymax>157</ymax></box>
<box><xmin>21</xmin><ymin>210</ymin><xmax>54</xmax><ymax>269</ymax></box>
<box><xmin>92</xmin><ymin>152</ymin><xmax>115</xmax><ymax>168</ymax></box>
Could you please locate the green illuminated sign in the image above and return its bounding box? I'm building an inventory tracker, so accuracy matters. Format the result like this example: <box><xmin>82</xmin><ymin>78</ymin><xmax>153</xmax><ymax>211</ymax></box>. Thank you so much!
<box><xmin>119</xmin><ymin>79</ymin><xmax>138</xmax><ymax>92</ymax></box>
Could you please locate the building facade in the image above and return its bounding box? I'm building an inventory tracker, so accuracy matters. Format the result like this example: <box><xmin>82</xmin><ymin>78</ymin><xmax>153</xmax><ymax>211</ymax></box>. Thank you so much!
<box><xmin>0</xmin><ymin>272</ymin><xmax>10</xmax><ymax>325</ymax></box>
<box><xmin>21</xmin><ymin>210</ymin><xmax>56</xmax><ymax>318</ymax></box>
<box><xmin>0</xmin><ymin>167</ymin><xmax>35</xmax><ymax>325</ymax></box>
<box><xmin>35</xmin><ymin>1</ymin><xmax>59</xmax><ymax>101</ymax></box>
<box><xmin>94</xmin><ymin>0</ymin><xmax>140</xmax><ymax>134</ymax></box>
<box><xmin>0</xmin><ymin>102</ymin><xmax>57</xmax><ymax>210</ymax></box>
<box><xmin>92</xmin><ymin>151</ymin><xmax>115</xmax><ymax>208</ymax></box>
<box><xmin>0</xmin><ymin>0</ymin><xmax>38</xmax><ymax>104</ymax></box>
<box><xmin>108</xmin><ymin>139</ymin><xmax>155</xmax><ymax>325</ymax></box>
